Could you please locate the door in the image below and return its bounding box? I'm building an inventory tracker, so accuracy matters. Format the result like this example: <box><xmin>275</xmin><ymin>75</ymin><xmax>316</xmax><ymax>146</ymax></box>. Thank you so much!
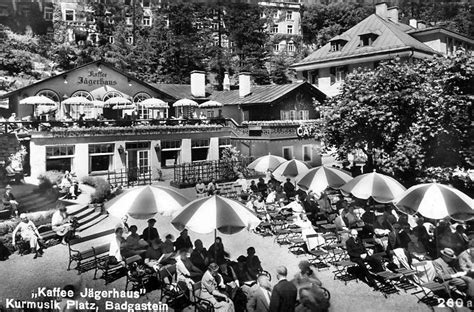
<box><xmin>138</xmin><ymin>150</ymin><xmax>149</xmax><ymax>174</ymax></box>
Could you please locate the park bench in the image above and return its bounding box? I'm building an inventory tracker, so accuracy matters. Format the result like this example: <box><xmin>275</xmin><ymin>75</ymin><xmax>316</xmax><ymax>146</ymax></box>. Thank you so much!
<box><xmin>95</xmin><ymin>254</ymin><xmax>142</xmax><ymax>285</ymax></box>
<box><xmin>67</xmin><ymin>228</ymin><xmax>115</xmax><ymax>273</ymax></box>
<box><xmin>216</xmin><ymin>182</ymin><xmax>242</xmax><ymax>199</ymax></box>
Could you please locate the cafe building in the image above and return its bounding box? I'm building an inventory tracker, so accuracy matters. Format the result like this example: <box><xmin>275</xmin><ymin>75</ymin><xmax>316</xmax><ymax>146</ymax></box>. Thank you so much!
<box><xmin>1</xmin><ymin>61</ymin><xmax>326</xmax><ymax>182</ymax></box>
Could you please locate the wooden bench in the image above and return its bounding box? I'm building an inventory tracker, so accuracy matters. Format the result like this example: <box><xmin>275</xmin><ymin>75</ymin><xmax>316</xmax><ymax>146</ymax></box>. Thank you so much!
<box><xmin>95</xmin><ymin>254</ymin><xmax>142</xmax><ymax>285</ymax></box>
<box><xmin>67</xmin><ymin>228</ymin><xmax>115</xmax><ymax>273</ymax></box>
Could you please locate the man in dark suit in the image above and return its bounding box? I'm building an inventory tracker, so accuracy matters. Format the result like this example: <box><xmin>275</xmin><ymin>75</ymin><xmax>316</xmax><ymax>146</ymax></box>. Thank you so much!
<box><xmin>141</xmin><ymin>218</ymin><xmax>159</xmax><ymax>246</ymax></box>
<box><xmin>269</xmin><ymin>266</ymin><xmax>297</xmax><ymax>312</ymax></box>
<box><xmin>248</xmin><ymin>275</ymin><xmax>272</xmax><ymax>312</ymax></box>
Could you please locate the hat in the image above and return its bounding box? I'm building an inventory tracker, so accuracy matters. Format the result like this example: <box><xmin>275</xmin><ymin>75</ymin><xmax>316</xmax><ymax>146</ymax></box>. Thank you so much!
<box><xmin>208</xmin><ymin>263</ymin><xmax>219</xmax><ymax>272</ymax></box>
<box><xmin>19</xmin><ymin>213</ymin><xmax>26</xmax><ymax>219</ymax></box>
<box><xmin>5</xmin><ymin>185</ymin><xmax>12</xmax><ymax>189</ymax></box>
<box><xmin>148</xmin><ymin>218</ymin><xmax>156</xmax><ymax>224</ymax></box>
<box><xmin>440</xmin><ymin>248</ymin><xmax>456</xmax><ymax>260</ymax></box>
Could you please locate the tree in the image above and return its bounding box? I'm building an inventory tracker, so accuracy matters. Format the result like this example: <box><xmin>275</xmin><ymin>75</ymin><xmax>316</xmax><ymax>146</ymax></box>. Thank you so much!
<box><xmin>301</xmin><ymin>3</ymin><xmax>372</xmax><ymax>48</ymax></box>
<box><xmin>321</xmin><ymin>51</ymin><xmax>473</xmax><ymax>186</ymax></box>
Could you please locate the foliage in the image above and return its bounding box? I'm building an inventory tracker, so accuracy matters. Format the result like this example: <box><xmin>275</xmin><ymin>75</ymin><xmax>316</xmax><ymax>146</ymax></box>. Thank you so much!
<box><xmin>82</xmin><ymin>176</ymin><xmax>111</xmax><ymax>203</ymax></box>
<box><xmin>37</xmin><ymin>170</ymin><xmax>63</xmax><ymax>191</ymax></box>
<box><xmin>301</xmin><ymin>3</ymin><xmax>371</xmax><ymax>48</ymax></box>
<box><xmin>322</xmin><ymin>51</ymin><xmax>473</xmax><ymax>186</ymax></box>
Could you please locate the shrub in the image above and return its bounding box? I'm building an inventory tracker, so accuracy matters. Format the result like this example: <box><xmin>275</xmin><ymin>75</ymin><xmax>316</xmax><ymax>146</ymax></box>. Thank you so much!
<box><xmin>81</xmin><ymin>176</ymin><xmax>111</xmax><ymax>203</ymax></box>
<box><xmin>38</xmin><ymin>170</ymin><xmax>63</xmax><ymax>191</ymax></box>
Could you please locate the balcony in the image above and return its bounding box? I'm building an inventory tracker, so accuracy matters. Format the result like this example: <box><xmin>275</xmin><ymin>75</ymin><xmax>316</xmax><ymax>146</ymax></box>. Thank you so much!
<box><xmin>232</xmin><ymin>119</ymin><xmax>322</xmax><ymax>139</ymax></box>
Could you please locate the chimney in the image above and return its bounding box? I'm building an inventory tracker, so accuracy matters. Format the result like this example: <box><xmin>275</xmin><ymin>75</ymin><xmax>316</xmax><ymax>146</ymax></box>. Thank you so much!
<box><xmin>223</xmin><ymin>72</ymin><xmax>230</xmax><ymax>91</ymax></box>
<box><xmin>409</xmin><ymin>18</ymin><xmax>417</xmax><ymax>28</ymax></box>
<box><xmin>239</xmin><ymin>72</ymin><xmax>251</xmax><ymax>98</ymax></box>
<box><xmin>375</xmin><ymin>2</ymin><xmax>388</xmax><ymax>18</ymax></box>
<box><xmin>190</xmin><ymin>70</ymin><xmax>206</xmax><ymax>98</ymax></box>
<box><xmin>387</xmin><ymin>6</ymin><xmax>399</xmax><ymax>23</ymax></box>
<box><xmin>417</xmin><ymin>20</ymin><xmax>426</xmax><ymax>30</ymax></box>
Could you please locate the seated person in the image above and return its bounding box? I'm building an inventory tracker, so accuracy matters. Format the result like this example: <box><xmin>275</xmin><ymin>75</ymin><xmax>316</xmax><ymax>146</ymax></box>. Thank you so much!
<box><xmin>144</xmin><ymin>238</ymin><xmax>175</xmax><ymax>270</ymax></box>
<box><xmin>12</xmin><ymin>214</ymin><xmax>43</xmax><ymax>259</ymax></box>
<box><xmin>343</xmin><ymin>206</ymin><xmax>363</xmax><ymax>229</ymax></box>
<box><xmin>51</xmin><ymin>204</ymin><xmax>77</xmax><ymax>242</ymax></box>
<box><xmin>141</xmin><ymin>218</ymin><xmax>160</xmax><ymax>246</ymax></box>
<box><xmin>200</xmin><ymin>263</ymin><xmax>235</xmax><ymax>312</ymax></box>
<box><xmin>190</xmin><ymin>239</ymin><xmax>209</xmax><ymax>272</ymax></box>
<box><xmin>253</xmin><ymin>195</ymin><xmax>266</xmax><ymax>213</ymax></box>
<box><xmin>125</xmin><ymin>225</ymin><xmax>148</xmax><ymax>255</ymax></box>
<box><xmin>317</xmin><ymin>192</ymin><xmax>332</xmax><ymax>216</ymax></box>
<box><xmin>5</xmin><ymin>162</ymin><xmax>23</xmax><ymax>184</ymax></box>
<box><xmin>2</xmin><ymin>185</ymin><xmax>19</xmax><ymax>216</ymax></box>
<box><xmin>274</xmin><ymin>186</ymin><xmax>287</xmax><ymax>204</ymax></box>
<box><xmin>256</xmin><ymin>178</ymin><xmax>267</xmax><ymax>197</ymax></box>
<box><xmin>207</xmin><ymin>178</ymin><xmax>219</xmax><ymax>196</ymax></box>
<box><xmin>174</xmin><ymin>229</ymin><xmax>193</xmax><ymax>251</ymax></box>
<box><xmin>176</xmin><ymin>249</ymin><xmax>199</xmax><ymax>292</ymax></box>
<box><xmin>249</xmin><ymin>180</ymin><xmax>258</xmax><ymax>194</ymax></box>
<box><xmin>195</xmin><ymin>179</ymin><xmax>206</xmax><ymax>196</ymax></box>
<box><xmin>162</xmin><ymin>234</ymin><xmax>175</xmax><ymax>254</ymax></box>
<box><xmin>59</xmin><ymin>171</ymin><xmax>77</xmax><ymax>199</ymax></box>
<box><xmin>209</xmin><ymin>237</ymin><xmax>230</xmax><ymax>266</ymax></box>
<box><xmin>234</xmin><ymin>173</ymin><xmax>248</xmax><ymax>194</ymax></box>
<box><xmin>452</xmin><ymin>225</ymin><xmax>469</xmax><ymax>256</ymax></box>
<box><xmin>246</xmin><ymin>195</ymin><xmax>257</xmax><ymax>210</ymax></box>
<box><xmin>245</xmin><ymin>247</ymin><xmax>263</xmax><ymax>281</ymax></box>
<box><xmin>108</xmin><ymin>227</ymin><xmax>127</xmax><ymax>265</ymax></box>
<box><xmin>334</xmin><ymin>209</ymin><xmax>348</xmax><ymax>232</ymax></box>
<box><xmin>234</xmin><ymin>256</ymin><xmax>252</xmax><ymax>284</ymax></box>
<box><xmin>361</xmin><ymin>207</ymin><xmax>377</xmax><ymax>226</ymax></box>
<box><xmin>283</xmin><ymin>178</ymin><xmax>296</xmax><ymax>199</ymax></box>
<box><xmin>265</xmin><ymin>189</ymin><xmax>277</xmax><ymax>204</ymax></box>
<box><xmin>459</xmin><ymin>241</ymin><xmax>474</xmax><ymax>272</ymax></box>
<box><xmin>293</xmin><ymin>260</ymin><xmax>323</xmax><ymax>290</ymax></box>
<box><xmin>345</xmin><ymin>229</ymin><xmax>383</xmax><ymax>288</ymax></box>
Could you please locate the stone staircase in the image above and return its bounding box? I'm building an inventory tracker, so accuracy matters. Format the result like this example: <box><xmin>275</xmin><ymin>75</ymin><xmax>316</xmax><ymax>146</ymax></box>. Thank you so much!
<box><xmin>67</xmin><ymin>204</ymin><xmax>108</xmax><ymax>232</ymax></box>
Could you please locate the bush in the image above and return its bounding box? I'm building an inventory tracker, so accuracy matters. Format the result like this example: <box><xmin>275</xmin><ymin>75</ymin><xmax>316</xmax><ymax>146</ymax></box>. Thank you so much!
<box><xmin>81</xmin><ymin>176</ymin><xmax>111</xmax><ymax>204</ymax></box>
<box><xmin>38</xmin><ymin>170</ymin><xmax>63</xmax><ymax>191</ymax></box>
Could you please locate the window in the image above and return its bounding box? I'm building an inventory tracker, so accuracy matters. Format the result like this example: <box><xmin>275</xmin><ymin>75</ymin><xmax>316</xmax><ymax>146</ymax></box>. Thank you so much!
<box><xmin>108</xmin><ymin>36</ymin><xmax>114</xmax><ymax>44</ymax></box>
<box><xmin>133</xmin><ymin>92</ymin><xmax>151</xmax><ymax>119</ymax></box>
<box><xmin>126</xmin><ymin>36</ymin><xmax>133</xmax><ymax>44</ymax></box>
<box><xmin>303</xmin><ymin>145</ymin><xmax>312</xmax><ymax>162</ymax></box>
<box><xmin>64</xmin><ymin>9</ymin><xmax>75</xmax><ymax>21</ymax></box>
<box><xmin>298</xmin><ymin>110</ymin><xmax>309</xmax><ymax>120</ymax></box>
<box><xmin>272</xmin><ymin>10</ymin><xmax>279</xmax><ymax>18</ymax></box>
<box><xmin>330</xmin><ymin>39</ymin><xmax>346</xmax><ymax>52</ymax></box>
<box><xmin>46</xmin><ymin>146</ymin><xmax>75</xmax><ymax>172</ymax></box>
<box><xmin>212</xmin><ymin>22</ymin><xmax>219</xmax><ymax>30</ymax></box>
<box><xmin>287</xmin><ymin>42</ymin><xmax>295</xmax><ymax>52</ymax></box>
<box><xmin>126</xmin><ymin>16</ymin><xmax>132</xmax><ymax>25</ymax></box>
<box><xmin>126</xmin><ymin>142</ymin><xmax>150</xmax><ymax>150</ymax></box>
<box><xmin>69</xmin><ymin>91</ymin><xmax>94</xmax><ymax>119</ymax></box>
<box><xmin>359</xmin><ymin>33</ymin><xmax>378</xmax><ymax>47</ymax></box>
<box><xmin>89</xmin><ymin>143</ymin><xmax>114</xmax><ymax>173</ymax></box>
<box><xmin>192</xmin><ymin>139</ymin><xmax>210</xmax><ymax>162</ymax></box>
<box><xmin>44</xmin><ymin>7</ymin><xmax>53</xmax><ymax>21</ymax></box>
<box><xmin>219</xmin><ymin>137</ymin><xmax>232</xmax><ymax>156</ymax></box>
<box><xmin>287</xmin><ymin>25</ymin><xmax>293</xmax><ymax>34</ymax></box>
<box><xmin>282</xmin><ymin>146</ymin><xmax>293</xmax><ymax>160</ymax></box>
<box><xmin>103</xmin><ymin>91</ymin><xmax>123</xmax><ymax>102</ymax></box>
<box><xmin>271</xmin><ymin>25</ymin><xmax>278</xmax><ymax>34</ymax></box>
<box><xmin>36</xmin><ymin>90</ymin><xmax>60</xmax><ymax>103</ymax></box>
<box><xmin>143</xmin><ymin>16</ymin><xmax>151</xmax><ymax>26</ymax></box>
<box><xmin>330</xmin><ymin>66</ymin><xmax>347</xmax><ymax>84</ymax></box>
<box><xmin>273</xmin><ymin>44</ymin><xmax>280</xmax><ymax>52</ymax></box>
<box><xmin>309</xmin><ymin>70</ymin><xmax>319</xmax><ymax>85</ymax></box>
<box><xmin>286</xmin><ymin>11</ymin><xmax>292</xmax><ymax>21</ymax></box>
<box><xmin>161</xmin><ymin>140</ymin><xmax>181</xmax><ymax>167</ymax></box>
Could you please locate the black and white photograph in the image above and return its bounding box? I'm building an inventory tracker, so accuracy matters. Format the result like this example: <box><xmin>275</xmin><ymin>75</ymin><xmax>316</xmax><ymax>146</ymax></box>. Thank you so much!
<box><xmin>0</xmin><ymin>0</ymin><xmax>473</xmax><ymax>311</ymax></box>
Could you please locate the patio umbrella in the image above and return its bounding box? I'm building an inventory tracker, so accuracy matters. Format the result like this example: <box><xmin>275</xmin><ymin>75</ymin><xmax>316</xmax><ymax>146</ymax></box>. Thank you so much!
<box><xmin>199</xmin><ymin>100</ymin><xmax>223</xmax><ymax>108</ymax></box>
<box><xmin>92</xmin><ymin>100</ymin><xmax>106</xmax><ymax>108</ymax></box>
<box><xmin>171</xmin><ymin>195</ymin><xmax>261</xmax><ymax>236</ymax></box>
<box><xmin>297</xmin><ymin>165</ymin><xmax>353</xmax><ymax>194</ymax></box>
<box><xmin>139</xmin><ymin>98</ymin><xmax>169</xmax><ymax>109</ymax></box>
<box><xmin>394</xmin><ymin>183</ymin><xmax>474</xmax><ymax>221</ymax></box>
<box><xmin>247</xmin><ymin>153</ymin><xmax>286</xmax><ymax>173</ymax></box>
<box><xmin>62</xmin><ymin>96</ymin><xmax>93</xmax><ymax>106</ymax></box>
<box><xmin>20</xmin><ymin>95</ymin><xmax>56</xmax><ymax>106</ymax></box>
<box><xmin>272</xmin><ymin>159</ymin><xmax>311</xmax><ymax>182</ymax></box>
<box><xmin>173</xmin><ymin>98</ymin><xmax>199</xmax><ymax>107</ymax></box>
<box><xmin>105</xmin><ymin>97</ymin><xmax>132</xmax><ymax>106</ymax></box>
<box><xmin>340</xmin><ymin>170</ymin><xmax>406</xmax><ymax>203</ymax></box>
<box><xmin>107</xmin><ymin>185</ymin><xmax>191</xmax><ymax>219</ymax></box>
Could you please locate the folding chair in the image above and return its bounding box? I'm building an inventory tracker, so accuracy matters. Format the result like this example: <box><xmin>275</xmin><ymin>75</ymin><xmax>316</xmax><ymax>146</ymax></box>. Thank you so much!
<box><xmin>333</xmin><ymin>260</ymin><xmax>359</xmax><ymax>285</ymax></box>
<box><xmin>411</xmin><ymin>261</ymin><xmax>448</xmax><ymax>307</ymax></box>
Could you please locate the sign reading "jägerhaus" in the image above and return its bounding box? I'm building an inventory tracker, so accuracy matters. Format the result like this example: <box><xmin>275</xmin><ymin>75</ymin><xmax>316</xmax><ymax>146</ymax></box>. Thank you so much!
<box><xmin>77</xmin><ymin>71</ymin><xmax>117</xmax><ymax>86</ymax></box>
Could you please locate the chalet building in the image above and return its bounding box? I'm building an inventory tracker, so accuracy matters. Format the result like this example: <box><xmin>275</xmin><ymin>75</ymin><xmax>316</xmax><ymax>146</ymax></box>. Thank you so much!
<box><xmin>292</xmin><ymin>2</ymin><xmax>474</xmax><ymax>96</ymax></box>
<box><xmin>0</xmin><ymin>61</ymin><xmax>326</xmax><ymax>182</ymax></box>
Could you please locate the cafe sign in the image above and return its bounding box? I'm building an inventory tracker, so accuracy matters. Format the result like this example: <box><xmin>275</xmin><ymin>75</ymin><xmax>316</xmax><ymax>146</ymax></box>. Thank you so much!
<box><xmin>77</xmin><ymin>71</ymin><xmax>117</xmax><ymax>86</ymax></box>
<box><xmin>296</xmin><ymin>124</ymin><xmax>316</xmax><ymax>139</ymax></box>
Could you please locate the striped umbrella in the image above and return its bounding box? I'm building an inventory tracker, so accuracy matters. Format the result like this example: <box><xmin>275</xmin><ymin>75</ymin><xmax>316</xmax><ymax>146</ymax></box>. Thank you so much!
<box><xmin>272</xmin><ymin>159</ymin><xmax>311</xmax><ymax>182</ymax></box>
<box><xmin>394</xmin><ymin>183</ymin><xmax>474</xmax><ymax>221</ymax></box>
<box><xmin>340</xmin><ymin>171</ymin><xmax>406</xmax><ymax>203</ymax></box>
<box><xmin>173</xmin><ymin>98</ymin><xmax>199</xmax><ymax>107</ymax></box>
<box><xmin>107</xmin><ymin>185</ymin><xmax>190</xmax><ymax>219</ymax></box>
<box><xmin>247</xmin><ymin>154</ymin><xmax>286</xmax><ymax>173</ymax></box>
<box><xmin>171</xmin><ymin>195</ymin><xmax>261</xmax><ymax>235</ymax></box>
<box><xmin>297</xmin><ymin>166</ymin><xmax>353</xmax><ymax>194</ymax></box>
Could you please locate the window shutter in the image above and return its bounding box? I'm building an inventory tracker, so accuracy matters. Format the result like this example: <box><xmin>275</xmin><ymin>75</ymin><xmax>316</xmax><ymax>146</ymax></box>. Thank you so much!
<box><xmin>330</xmin><ymin>67</ymin><xmax>335</xmax><ymax>85</ymax></box>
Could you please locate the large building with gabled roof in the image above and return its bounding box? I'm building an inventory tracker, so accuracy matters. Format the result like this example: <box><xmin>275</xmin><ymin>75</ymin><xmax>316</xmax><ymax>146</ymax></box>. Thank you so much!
<box><xmin>291</xmin><ymin>2</ymin><xmax>474</xmax><ymax>97</ymax></box>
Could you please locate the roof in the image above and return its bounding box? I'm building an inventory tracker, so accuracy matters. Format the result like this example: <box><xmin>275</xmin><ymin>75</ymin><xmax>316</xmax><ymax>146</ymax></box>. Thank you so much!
<box><xmin>293</xmin><ymin>14</ymin><xmax>439</xmax><ymax>68</ymax></box>
<box><xmin>210</xmin><ymin>82</ymin><xmax>325</xmax><ymax>105</ymax></box>
<box><xmin>408</xmin><ymin>26</ymin><xmax>474</xmax><ymax>45</ymax></box>
<box><xmin>150</xmin><ymin>83</ymin><xmax>212</xmax><ymax>101</ymax></box>
<box><xmin>0</xmin><ymin>60</ymin><xmax>174</xmax><ymax>100</ymax></box>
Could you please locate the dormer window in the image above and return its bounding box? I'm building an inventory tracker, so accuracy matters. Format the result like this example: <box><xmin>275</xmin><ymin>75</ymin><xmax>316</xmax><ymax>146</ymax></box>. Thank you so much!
<box><xmin>359</xmin><ymin>33</ymin><xmax>378</xmax><ymax>47</ymax></box>
<box><xmin>330</xmin><ymin>39</ymin><xmax>346</xmax><ymax>52</ymax></box>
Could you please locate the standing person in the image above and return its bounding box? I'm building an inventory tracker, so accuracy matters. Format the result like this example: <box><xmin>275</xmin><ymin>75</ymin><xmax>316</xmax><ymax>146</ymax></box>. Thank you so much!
<box><xmin>141</xmin><ymin>218</ymin><xmax>159</xmax><ymax>246</ymax></box>
<box><xmin>174</xmin><ymin>229</ymin><xmax>193</xmax><ymax>251</ymax></box>
<box><xmin>2</xmin><ymin>185</ymin><xmax>19</xmax><ymax>216</ymax></box>
<box><xmin>109</xmin><ymin>227</ymin><xmax>126</xmax><ymax>265</ymax></box>
<box><xmin>247</xmin><ymin>275</ymin><xmax>272</xmax><ymax>312</ymax></box>
<box><xmin>269</xmin><ymin>266</ymin><xmax>297</xmax><ymax>312</ymax></box>
<box><xmin>12</xmin><ymin>214</ymin><xmax>43</xmax><ymax>259</ymax></box>
<box><xmin>246</xmin><ymin>247</ymin><xmax>263</xmax><ymax>280</ymax></box>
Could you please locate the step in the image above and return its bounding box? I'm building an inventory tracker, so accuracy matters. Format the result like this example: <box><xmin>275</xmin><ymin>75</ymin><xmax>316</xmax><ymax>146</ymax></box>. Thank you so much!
<box><xmin>77</xmin><ymin>214</ymin><xmax>109</xmax><ymax>232</ymax></box>
<box><xmin>73</xmin><ymin>208</ymin><xmax>96</xmax><ymax>222</ymax></box>
<box><xmin>67</xmin><ymin>204</ymin><xmax>90</xmax><ymax>216</ymax></box>
<box><xmin>76</xmin><ymin>210</ymin><xmax>103</xmax><ymax>228</ymax></box>
<box><xmin>20</xmin><ymin>196</ymin><xmax>57</xmax><ymax>208</ymax></box>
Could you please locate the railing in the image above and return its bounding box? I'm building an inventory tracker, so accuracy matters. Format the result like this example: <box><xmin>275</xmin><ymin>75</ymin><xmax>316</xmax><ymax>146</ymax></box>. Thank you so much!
<box><xmin>171</xmin><ymin>157</ymin><xmax>255</xmax><ymax>188</ymax></box>
<box><xmin>107</xmin><ymin>166</ymin><xmax>152</xmax><ymax>188</ymax></box>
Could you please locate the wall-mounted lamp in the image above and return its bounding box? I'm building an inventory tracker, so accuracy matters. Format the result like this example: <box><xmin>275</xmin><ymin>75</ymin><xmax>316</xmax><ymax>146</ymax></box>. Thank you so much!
<box><xmin>97</xmin><ymin>63</ymin><xmax>102</xmax><ymax>72</ymax></box>
<box><xmin>128</xmin><ymin>78</ymin><xmax>132</xmax><ymax>87</ymax></box>
<box><xmin>63</xmin><ymin>75</ymin><xmax>68</xmax><ymax>84</ymax></box>
<box><xmin>63</xmin><ymin>94</ymin><xmax>69</xmax><ymax>99</ymax></box>
<box><xmin>154</xmin><ymin>143</ymin><xmax>161</xmax><ymax>154</ymax></box>
<box><xmin>118</xmin><ymin>145</ymin><xmax>125</xmax><ymax>154</ymax></box>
